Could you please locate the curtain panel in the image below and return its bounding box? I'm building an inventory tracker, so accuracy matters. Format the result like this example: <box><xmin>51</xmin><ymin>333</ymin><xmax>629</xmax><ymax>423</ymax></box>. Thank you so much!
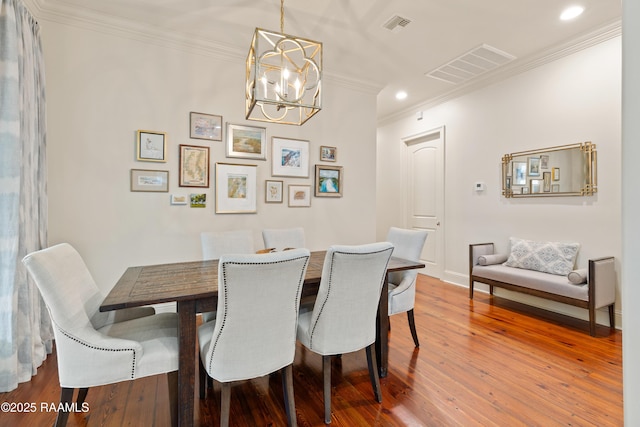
<box><xmin>0</xmin><ymin>0</ymin><xmax>51</xmax><ymax>392</ymax></box>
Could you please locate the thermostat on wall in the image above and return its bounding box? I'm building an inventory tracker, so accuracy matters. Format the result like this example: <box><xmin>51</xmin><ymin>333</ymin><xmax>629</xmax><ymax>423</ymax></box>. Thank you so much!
<box><xmin>475</xmin><ymin>182</ymin><xmax>486</xmax><ymax>192</ymax></box>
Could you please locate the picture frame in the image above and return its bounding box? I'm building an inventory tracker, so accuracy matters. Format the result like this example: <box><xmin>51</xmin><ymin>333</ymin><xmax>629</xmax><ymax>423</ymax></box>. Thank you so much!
<box><xmin>190</xmin><ymin>112</ymin><xmax>222</xmax><ymax>141</ymax></box>
<box><xmin>320</xmin><ymin>146</ymin><xmax>337</xmax><ymax>162</ymax></box>
<box><xmin>190</xmin><ymin>193</ymin><xmax>207</xmax><ymax>208</ymax></box>
<box><xmin>130</xmin><ymin>169</ymin><xmax>169</xmax><ymax>192</ymax></box>
<box><xmin>265</xmin><ymin>180</ymin><xmax>284</xmax><ymax>203</ymax></box>
<box><xmin>315</xmin><ymin>164</ymin><xmax>343</xmax><ymax>197</ymax></box>
<box><xmin>528</xmin><ymin>157</ymin><xmax>541</xmax><ymax>176</ymax></box>
<box><xmin>543</xmin><ymin>171</ymin><xmax>551</xmax><ymax>192</ymax></box>
<box><xmin>136</xmin><ymin>130</ymin><xmax>167</xmax><ymax>162</ymax></box>
<box><xmin>272</xmin><ymin>137</ymin><xmax>310</xmax><ymax>178</ymax></box>
<box><xmin>540</xmin><ymin>155</ymin><xmax>549</xmax><ymax>169</ymax></box>
<box><xmin>530</xmin><ymin>179</ymin><xmax>543</xmax><ymax>194</ymax></box>
<box><xmin>552</xmin><ymin>167</ymin><xmax>560</xmax><ymax>181</ymax></box>
<box><xmin>513</xmin><ymin>161</ymin><xmax>527</xmax><ymax>185</ymax></box>
<box><xmin>226</xmin><ymin>123</ymin><xmax>267</xmax><ymax>160</ymax></box>
<box><xmin>288</xmin><ymin>185</ymin><xmax>311</xmax><ymax>207</ymax></box>
<box><xmin>215</xmin><ymin>163</ymin><xmax>257</xmax><ymax>214</ymax></box>
<box><xmin>179</xmin><ymin>144</ymin><xmax>210</xmax><ymax>188</ymax></box>
<box><xmin>552</xmin><ymin>184</ymin><xmax>560</xmax><ymax>193</ymax></box>
<box><xmin>522</xmin><ymin>186</ymin><xmax>530</xmax><ymax>195</ymax></box>
<box><xmin>170</xmin><ymin>194</ymin><xmax>188</xmax><ymax>205</ymax></box>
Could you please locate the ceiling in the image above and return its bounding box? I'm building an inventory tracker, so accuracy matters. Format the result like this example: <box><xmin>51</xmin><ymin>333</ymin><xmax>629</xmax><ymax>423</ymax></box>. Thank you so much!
<box><xmin>27</xmin><ymin>0</ymin><xmax>621</xmax><ymax>122</ymax></box>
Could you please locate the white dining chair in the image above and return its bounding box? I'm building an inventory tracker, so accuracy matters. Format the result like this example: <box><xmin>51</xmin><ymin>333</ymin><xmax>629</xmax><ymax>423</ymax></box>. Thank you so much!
<box><xmin>296</xmin><ymin>242</ymin><xmax>394</xmax><ymax>424</ymax></box>
<box><xmin>22</xmin><ymin>243</ymin><xmax>179</xmax><ymax>427</ymax></box>
<box><xmin>262</xmin><ymin>227</ymin><xmax>306</xmax><ymax>251</ymax></box>
<box><xmin>386</xmin><ymin>227</ymin><xmax>428</xmax><ymax>347</ymax></box>
<box><xmin>198</xmin><ymin>248</ymin><xmax>310</xmax><ymax>427</ymax></box>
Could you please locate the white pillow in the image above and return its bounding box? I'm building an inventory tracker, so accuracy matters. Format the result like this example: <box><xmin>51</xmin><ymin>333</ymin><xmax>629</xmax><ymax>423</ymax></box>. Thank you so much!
<box><xmin>503</xmin><ymin>237</ymin><xmax>580</xmax><ymax>276</ymax></box>
<box><xmin>567</xmin><ymin>268</ymin><xmax>588</xmax><ymax>285</ymax></box>
<box><xmin>477</xmin><ymin>253</ymin><xmax>508</xmax><ymax>266</ymax></box>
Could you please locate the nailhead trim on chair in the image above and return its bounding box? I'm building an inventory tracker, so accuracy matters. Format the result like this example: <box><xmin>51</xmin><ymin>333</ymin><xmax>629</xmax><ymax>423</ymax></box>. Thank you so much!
<box><xmin>57</xmin><ymin>325</ymin><xmax>137</xmax><ymax>378</ymax></box>
<box><xmin>207</xmin><ymin>256</ymin><xmax>309</xmax><ymax>374</ymax></box>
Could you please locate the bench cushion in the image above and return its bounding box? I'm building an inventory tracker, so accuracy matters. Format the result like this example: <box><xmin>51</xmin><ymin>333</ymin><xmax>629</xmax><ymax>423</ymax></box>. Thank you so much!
<box><xmin>473</xmin><ymin>264</ymin><xmax>588</xmax><ymax>301</ymax></box>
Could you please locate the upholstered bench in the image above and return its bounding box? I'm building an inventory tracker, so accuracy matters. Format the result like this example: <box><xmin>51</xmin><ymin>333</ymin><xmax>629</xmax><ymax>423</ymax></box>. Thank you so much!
<box><xmin>469</xmin><ymin>238</ymin><xmax>616</xmax><ymax>336</ymax></box>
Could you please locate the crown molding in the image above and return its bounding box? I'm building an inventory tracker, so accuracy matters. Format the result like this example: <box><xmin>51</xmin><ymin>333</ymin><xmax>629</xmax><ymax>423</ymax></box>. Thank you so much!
<box><xmin>378</xmin><ymin>19</ymin><xmax>622</xmax><ymax>127</ymax></box>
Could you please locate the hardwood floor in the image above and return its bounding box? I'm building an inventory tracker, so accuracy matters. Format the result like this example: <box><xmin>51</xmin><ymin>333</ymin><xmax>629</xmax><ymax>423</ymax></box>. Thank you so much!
<box><xmin>0</xmin><ymin>275</ymin><xmax>622</xmax><ymax>426</ymax></box>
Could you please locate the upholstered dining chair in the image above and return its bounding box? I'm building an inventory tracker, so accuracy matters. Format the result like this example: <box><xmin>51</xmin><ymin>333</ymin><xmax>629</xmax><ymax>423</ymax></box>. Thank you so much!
<box><xmin>262</xmin><ymin>227</ymin><xmax>306</xmax><ymax>251</ymax></box>
<box><xmin>22</xmin><ymin>243</ymin><xmax>179</xmax><ymax>427</ymax></box>
<box><xmin>386</xmin><ymin>227</ymin><xmax>428</xmax><ymax>347</ymax></box>
<box><xmin>296</xmin><ymin>242</ymin><xmax>394</xmax><ymax>424</ymax></box>
<box><xmin>198</xmin><ymin>248</ymin><xmax>310</xmax><ymax>427</ymax></box>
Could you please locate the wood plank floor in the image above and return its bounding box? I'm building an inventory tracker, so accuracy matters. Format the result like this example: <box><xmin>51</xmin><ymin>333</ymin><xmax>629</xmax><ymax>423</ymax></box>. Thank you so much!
<box><xmin>0</xmin><ymin>275</ymin><xmax>622</xmax><ymax>426</ymax></box>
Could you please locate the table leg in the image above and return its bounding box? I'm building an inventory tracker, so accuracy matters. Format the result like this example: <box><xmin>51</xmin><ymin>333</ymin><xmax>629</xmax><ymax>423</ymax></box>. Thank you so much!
<box><xmin>376</xmin><ymin>274</ymin><xmax>390</xmax><ymax>378</ymax></box>
<box><xmin>177</xmin><ymin>300</ymin><xmax>196</xmax><ymax>427</ymax></box>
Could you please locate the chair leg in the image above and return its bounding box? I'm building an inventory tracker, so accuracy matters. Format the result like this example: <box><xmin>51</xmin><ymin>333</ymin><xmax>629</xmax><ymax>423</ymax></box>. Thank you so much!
<box><xmin>323</xmin><ymin>355</ymin><xmax>332</xmax><ymax>424</ymax></box>
<box><xmin>54</xmin><ymin>387</ymin><xmax>75</xmax><ymax>427</ymax></box>
<box><xmin>199</xmin><ymin>356</ymin><xmax>207</xmax><ymax>399</ymax></box>
<box><xmin>167</xmin><ymin>371</ymin><xmax>178</xmax><ymax>427</ymax></box>
<box><xmin>365</xmin><ymin>344</ymin><xmax>382</xmax><ymax>403</ymax></box>
<box><xmin>76</xmin><ymin>388</ymin><xmax>89</xmax><ymax>405</ymax></box>
<box><xmin>220</xmin><ymin>382</ymin><xmax>231</xmax><ymax>427</ymax></box>
<box><xmin>281</xmin><ymin>365</ymin><xmax>297</xmax><ymax>427</ymax></box>
<box><xmin>407</xmin><ymin>309</ymin><xmax>420</xmax><ymax>348</ymax></box>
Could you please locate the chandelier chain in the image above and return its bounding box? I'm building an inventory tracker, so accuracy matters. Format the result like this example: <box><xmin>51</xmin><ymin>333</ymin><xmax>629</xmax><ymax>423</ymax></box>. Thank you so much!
<box><xmin>280</xmin><ymin>0</ymin><xmax>285</xmax><ymax>34</ymax></box>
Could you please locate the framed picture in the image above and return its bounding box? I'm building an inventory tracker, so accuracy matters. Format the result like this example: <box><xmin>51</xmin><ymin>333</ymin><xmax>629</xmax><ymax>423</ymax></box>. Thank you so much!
<box><xmin>552</xmin><ymin>167</ymin><xmax>560</xmax><ymax>181</ymax></box>
<box><xmin>530</xmin><ymin>179</ymin><xmax>543</xmax><ymax>194</ymax></box>
<box><xmin>552</xmin><ymin>184</ymin><xmax>560</xmax><ymax>193</ymax></box>
<box><xmin>320</xmin><ymin>146</ymin><xmax>337</xmax><ymax>162</ymax></box>
<box><xmin>543</xmin><ymin>171</ymin><xmax>551</xmax><ymax>192</ymax></box>
<box><xmin>226</xmin><ymin>123</ymin><xmax>266</xmax><ymax>160</ymax></box>
<box><xmin>315</xmin><ymin>165</ymin><xmax>343</xmax><ymax>197</ymax></box>
<box><xmin>288</xmin><ymin>185</ymin><xmax>311</xmax><ymax>207</ymax></box>
<box><xmin>190</xmin><ymin>112</ymin><xmax>222</xmax><ymax>141</ymax></box>
<box><xmin>170</xmin><ymin>194</ymin><xmax>188</xmax><ymax>205</ymax></box>
<box><xmin>528</xmin><ymin>157</ymin><xmax>541</xmax><ymax>176</ymax></box>
<box><xmin>522</xmin><ymin>186</ymin><xmax>530</xmax><ymax>195</ymax></box>
<box><xmin>513</xmin><ymin>161</ymin><xmax>527</xmax><ymax>185</ymax></box>
<box><xmin>215</xmin><ymin>163</ymin><xmax>257</xmax><ymax>214</ymax></box>
<box><xmin>540</xmin><ymin>155</ymin><xmax>549</xmax><ymax>169</ymax></box>
<box><xmin>179</xmin><ymin>144</ymin><xmax>210</xmax><ymax>188</ymax></box>
<box><xmin>190</xmin><ymin>193</ymin><xmax>207</xmax><ymax>208</ymax></box>
<box><xmin>130</xmin><ymin>169</ymin><xmax>169</xmax><ymax>192</ymax></box>
<box><xmin>136</xmin><ymin>130</ymin><xmax>166</xmax><ymax>162</ymax></box>
<box><xmin>272</xmin><ymin>137</ymin><xmax>310</xmax><ymax>178</ymax></box>
<box><xmin>265</xmin><ymin>180</ymin><xmax>283</xmax><ymax>203</ymax></box>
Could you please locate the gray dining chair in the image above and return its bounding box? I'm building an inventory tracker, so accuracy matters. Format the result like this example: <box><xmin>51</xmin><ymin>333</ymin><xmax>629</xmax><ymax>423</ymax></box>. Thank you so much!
<box><xmin>262</xmin><ymin>227</ymin><xmax>306</xmax><ymax>251</ymax></box>
<box><xmin>386</xmin><ymin>227</ymin><xmax>428</xmax><ymax>347</ymax></box>
<box><xmin>198</xmin><ymin>248</ymin><xmax>310</xmax><ymax>427</ymax></box>
<box><xmin>296</xmin><ymin>242</ymin><xmax>394</xmax><ymax>424</ymax></box>
<box><xmin>22</xmin><ymin>243</ymin><xmax>179</xmax><ymax>427</ymax></box>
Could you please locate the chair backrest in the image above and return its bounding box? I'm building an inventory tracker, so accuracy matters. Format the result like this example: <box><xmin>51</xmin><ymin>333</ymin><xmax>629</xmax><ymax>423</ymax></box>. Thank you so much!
<box><xmin>386</xmin><ymin>227</ymin><xmax>428</xmax><ymax>284</ymax></box>
<box><xmin>22</xmin><ymin>243</ymin><xmax>102</xmax><ymax>334</ymax></box>
<box><xmin>262</xmin><ymin>227</ymin><xmax>305</xmax><ymax>251</ymax></box>
<box><xmin>304</xmin><ymin>242</ymin><xmax>394</xmax><ymax>355</ymax></box>
<box><xmin>203</xmin><ymin>248</ymin><xmax>310</xmax><ymax>382</ymax></box>
<box><xmin>201</xmin><ymin>230</ymin><xmax>255</xmax><ymax>260</ymax></box>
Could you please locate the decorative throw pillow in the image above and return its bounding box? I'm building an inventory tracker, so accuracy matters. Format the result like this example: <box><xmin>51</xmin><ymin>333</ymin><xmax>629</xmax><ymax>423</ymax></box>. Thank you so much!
<box><xmin>568</xmin><ymin>268</ymin><xmax>588</xmax><ymax>285</ymax></box>
<box><xmin>504</xmin><ymin>237</ymin><xmax>580</xmax><ymax>276</ymax></box>
<box><xmin>477</xmin><ymin>253</ymin><xmax>508</xmax><ymax>266</ymax></box>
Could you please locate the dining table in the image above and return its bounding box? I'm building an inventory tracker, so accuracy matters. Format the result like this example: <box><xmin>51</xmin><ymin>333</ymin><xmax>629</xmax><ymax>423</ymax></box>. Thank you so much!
<box><xmin>100</xmin><ymin>250</ymin><xmax>425</xmax><ymax>427</ymax></box>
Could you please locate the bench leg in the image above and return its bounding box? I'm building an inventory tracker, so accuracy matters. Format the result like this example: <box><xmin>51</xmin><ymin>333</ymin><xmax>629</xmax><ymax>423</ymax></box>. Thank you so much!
<box><xmin>589</xmin><ymin>305</ymin><xmax>596</xmax><ymax>337</ymax></box>
<box><xmin>469</xmin><ymin>281</ymin><xmax>474</xmax><ymax>299</ymax></box>
<box><xmin>609</xmin><ymin>304</ymin><xmax>615</xmax><ymax>330</ymax></box>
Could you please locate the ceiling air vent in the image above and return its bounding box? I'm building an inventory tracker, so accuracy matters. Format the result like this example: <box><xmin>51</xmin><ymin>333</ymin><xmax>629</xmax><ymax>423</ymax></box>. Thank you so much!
<box><xmin>426</xmin><ymin>44</ymin><xmax>516</xmax><ymax>85</ymax></box>
<box><xmin>383</xmin><ymin>15</ymin><xmax>412</xmax><ymax>33</ymax></box>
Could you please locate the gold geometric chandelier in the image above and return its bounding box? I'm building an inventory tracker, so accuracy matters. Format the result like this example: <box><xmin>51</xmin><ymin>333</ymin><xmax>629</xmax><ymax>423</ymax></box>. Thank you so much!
<box><xmin>245</xmin><ymin>0</ymin><xmax>322</xmax><ymax>125</ymax></box>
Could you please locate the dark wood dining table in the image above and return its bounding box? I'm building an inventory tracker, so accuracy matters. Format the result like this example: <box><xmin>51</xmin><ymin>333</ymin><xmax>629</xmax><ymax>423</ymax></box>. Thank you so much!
<box><xmin>100</xmin><ymin>250</ymin><xmax>424</xmax><ymax>427</ymax></box>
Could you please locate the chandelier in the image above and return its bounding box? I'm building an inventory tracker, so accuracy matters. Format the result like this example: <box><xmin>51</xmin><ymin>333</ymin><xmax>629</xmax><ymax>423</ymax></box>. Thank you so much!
<box><xmin>245</xmin><ymin>0</ymin><xmax>322</xmax><ymax>125</ymax></box>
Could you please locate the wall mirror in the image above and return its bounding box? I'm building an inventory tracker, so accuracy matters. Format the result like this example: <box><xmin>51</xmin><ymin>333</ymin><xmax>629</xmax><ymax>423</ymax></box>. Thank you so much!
<box><xmin>502</xmin><ymin>142</ymin><xmax>597</xmax><ymax>198</ymax></box>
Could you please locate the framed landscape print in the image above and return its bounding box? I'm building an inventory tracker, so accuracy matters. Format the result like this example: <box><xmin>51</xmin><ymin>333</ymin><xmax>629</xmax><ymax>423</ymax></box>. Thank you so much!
<box><xmin>315</xmin><ymin>164</ymin><xmax>343</xmax><ymax>197</ymax></box>
<box><xmin>179</xmin><ymin>144</ymin><xmax>210</xmax><ymax>188</ymax></box>
<box><xmin>513</xmin><ymin>161</ymin><xmax>527</xmax><ymax>185</ymax></box>
<box><xmin>288</xmin><ymin>185</ymin><xmax>311</xmax><ymax>207</ymax></box>
<box><xmin>190</xmin><ymin>112</ymin><xmax>222</xmax><ymax>141</ymax></box>
<box><xmin>136</xmin><ymin>130</ymin><xmax>166</xmax><ymax>162</ymax></box>
<box><xmin>528</xmin><ymin>156</ymin><xmax>541</xmax><ymax>176</ymax></box>
<box><xmin>215</xmin><ymin>163</ymin><xmax>257</xmax><ymax>213</ymax></box>
<box><xmin>272</xmin><ymin>137</ymin><xmax>310</xmax><ymax>178</ymax></box>
<box><xmin>320</xmin><ymin>146</ymin><xmax>337</xmax><ymax>162</ymax></box>
<box><xmin>130</xmin><ymin>169</ymin><xmax>169</xmax><ymax>192</ymax></box>
<box><xmin>265</xmin><ymin>180</ymin><xmax>283</xmax><ymax>203</ymax></box>
<box><xmin>226</xmin><ymin>123</ymin><xmax>266</xmax><ymax>160</ymax></box>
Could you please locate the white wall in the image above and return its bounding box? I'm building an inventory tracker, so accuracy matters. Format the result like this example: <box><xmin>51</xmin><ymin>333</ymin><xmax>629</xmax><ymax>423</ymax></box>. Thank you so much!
<box><xmin>377</xmin><ymin>37</ymin><xmax>622</xmax><ymax>324</ymax></box>
<box><xmin>41</xmin><ymin>20</ymin><xmax>378</xmax><ymax>293</ymax></box>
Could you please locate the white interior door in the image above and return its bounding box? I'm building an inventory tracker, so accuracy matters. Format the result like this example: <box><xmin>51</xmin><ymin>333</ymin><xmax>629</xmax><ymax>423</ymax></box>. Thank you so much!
<box><xmin>403</xmin><ymin>127</ymin><xmax>445</xmax><ymax>278</ymax></box>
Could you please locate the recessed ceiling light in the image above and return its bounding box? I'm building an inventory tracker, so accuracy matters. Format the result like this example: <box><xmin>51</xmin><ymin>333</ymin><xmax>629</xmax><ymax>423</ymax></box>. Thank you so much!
<box><xmin>395</xmin><ymin>91</ymin><xmax>408</xmax><ymax>100</ymax></box>
<box><xmin>560</xmin><ymin>5</ymin><xmax>584</xmax><ymax>21</ymax></box>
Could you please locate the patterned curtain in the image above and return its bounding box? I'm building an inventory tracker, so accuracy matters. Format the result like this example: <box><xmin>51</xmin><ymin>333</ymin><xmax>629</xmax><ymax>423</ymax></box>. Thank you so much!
<box><xmin>0</xmin><ymin>0</ymin><xmax>52</xmax><ymax>392</ymax></box>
